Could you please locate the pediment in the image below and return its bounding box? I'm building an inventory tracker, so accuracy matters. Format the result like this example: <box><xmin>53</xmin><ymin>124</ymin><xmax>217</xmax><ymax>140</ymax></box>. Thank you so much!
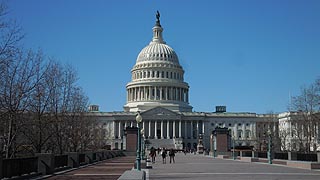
<box><xmin>141</xmin><ymin>107</ymin><xmax>181</xmax><ymax>120</ymax></box>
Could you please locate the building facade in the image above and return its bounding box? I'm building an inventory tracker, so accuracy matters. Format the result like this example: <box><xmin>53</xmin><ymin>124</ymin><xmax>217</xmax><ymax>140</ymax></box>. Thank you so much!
<box><xmin>84</xmin><ymin>13</ymin><xmax>281</xmax><ymax>152</ymax></box>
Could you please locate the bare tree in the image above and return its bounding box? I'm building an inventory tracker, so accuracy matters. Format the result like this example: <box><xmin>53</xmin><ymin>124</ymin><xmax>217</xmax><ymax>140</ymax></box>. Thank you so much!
<box><xmin>0</xmin><ymin>50</ymin><xmax>42</xmax><ymax>158</ymax></box>
<box><xmin>290</xmin><ymin>78</ymin><xmax>320</xmax><ymax>152</ymax></box>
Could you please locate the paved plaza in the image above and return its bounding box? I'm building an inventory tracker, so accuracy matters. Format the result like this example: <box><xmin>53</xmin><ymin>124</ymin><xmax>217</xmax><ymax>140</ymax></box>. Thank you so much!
<box><xmin>41</xmin><ymin>153</ymin><xmax>320</xmax><ymax>180</ymax></box>
<box><xmin>147</xmin><ymin>153</ymin><xmax>320</xmax><ymax>180</ymax></box>
<box><xmin>45</xmin><ymin>156</ymin><xmax>136</xmax><ymax>180</ymax></box>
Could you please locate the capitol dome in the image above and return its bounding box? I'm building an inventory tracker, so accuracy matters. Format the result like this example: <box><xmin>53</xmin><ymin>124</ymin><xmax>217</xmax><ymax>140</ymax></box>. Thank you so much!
<box><xmin>124</xmin><ymin>12</ymin><xmax>192</xmax><ymax>112</ymax></box>
<box><xmin>136</xmin><ymin>43</ymin><xmax>180</xmax><ymax>65</ymax></box>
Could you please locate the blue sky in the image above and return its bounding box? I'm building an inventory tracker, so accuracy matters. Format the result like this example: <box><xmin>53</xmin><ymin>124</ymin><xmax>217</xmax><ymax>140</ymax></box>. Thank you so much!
<box><xmin>7</xmin><ymin>0</ymin><xmax>320</xmax><ymax>114</ymax></box>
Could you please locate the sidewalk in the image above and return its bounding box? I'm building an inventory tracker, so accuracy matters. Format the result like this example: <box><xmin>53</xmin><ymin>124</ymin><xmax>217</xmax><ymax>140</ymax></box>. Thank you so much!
<box><xmin>149</xmin><ymin>152</ymin><xmax>320</xmax><ymax>180</ymax></box>
<box><xmin>46</xmin><ymin>156</ymin><xmax>136</xmax><ymax>180</ymax></box>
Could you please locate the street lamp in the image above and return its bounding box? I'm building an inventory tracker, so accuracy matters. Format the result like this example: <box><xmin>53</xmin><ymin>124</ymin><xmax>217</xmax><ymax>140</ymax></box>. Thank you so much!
<box><xmin>141</xmin><ymin>128</ymin><xmax>145</xmax><ymax>160</ymax></box>
<box><xmin>232</xmin><ymin>135</ymin><xmax>236</xmax><ymax>160</ymax></box>
<box><xmin>136</xmin><ymin>111</ymin><xmax>142</xmax><ymax>171</ymax></box>
<box><xmin>267</xmin><ymin>129</ymin><xmax>273</xmax><ymax>164</ymax></box>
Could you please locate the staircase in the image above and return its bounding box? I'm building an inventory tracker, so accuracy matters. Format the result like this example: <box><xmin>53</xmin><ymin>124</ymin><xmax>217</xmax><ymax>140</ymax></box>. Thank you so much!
<box><xmin>146</xmin><ymin>139</ymin><xmax>175</xmax><ymax>149</ymax></box>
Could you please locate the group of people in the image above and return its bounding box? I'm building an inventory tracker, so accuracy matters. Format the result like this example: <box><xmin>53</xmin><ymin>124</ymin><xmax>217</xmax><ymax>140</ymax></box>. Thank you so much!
<box><xmin>149</xmin><ymin>147</ymin><xmax>175</xmax><ymax>164</ymax></box>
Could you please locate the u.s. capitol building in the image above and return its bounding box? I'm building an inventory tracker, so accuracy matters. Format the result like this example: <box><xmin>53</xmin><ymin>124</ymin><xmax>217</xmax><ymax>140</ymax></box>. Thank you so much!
<box><xmin>86</xmin><ymin>13</ymin><xmax>281</xmax><ymax>152</ymax></box>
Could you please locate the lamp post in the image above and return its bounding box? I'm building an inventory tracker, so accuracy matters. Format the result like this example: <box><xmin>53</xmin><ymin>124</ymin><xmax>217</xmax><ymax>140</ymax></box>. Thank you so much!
<box><xmin>136</xmin><ymin>111</ymin><xmax>142</xmax><ymax>171</ymax></box>
<box><xmin>232</xmin><ymin>135</ymin><xmax>236</xmax><ymax>160</ymax></box>
<box><xmin>267</xmin><ymin>129</ymin><xmax>272</xmax><ymax>164</ymax></box>
<box><xmin>141</xmin><ymin>128</ymin><xmax>145</xmax><ymax>160</ymax></box>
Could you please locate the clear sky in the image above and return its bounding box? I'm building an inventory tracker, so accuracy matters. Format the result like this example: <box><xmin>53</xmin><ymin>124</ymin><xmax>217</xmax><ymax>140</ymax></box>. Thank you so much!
<box><xmin>6</xmin><ymin>0</ymin><xmax>320</xmax><ymax>114</ymax></box>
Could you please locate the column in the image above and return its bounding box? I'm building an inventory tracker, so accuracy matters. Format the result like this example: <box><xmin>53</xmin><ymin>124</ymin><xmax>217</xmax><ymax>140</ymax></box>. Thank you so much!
<box><xmin>185</xmin><ymin>121</ymin><xmax>187</xmax><ymax>138</ymax></box>
<box><xmin>196</xmin><ymin>121</ymin><xmax>199</xmax><ymax>137</ymax></box>
<box><xmin>130</xmin><ymin>121</ymin><xmax>133</xmax><ymax>127</ymax></box>
<box><xmin>118</xmin><ymin>121</ymin><xmax>121</xmax><ymax>139</ymax></box>
<box><xmin>234</xmin><ymin>123</ymin><xmax>238</xmax><ymax>139</ymax></box>
<box><xmin>202</xmin><ymin>121</ymin><xmax>205</xmax><ymax>134</ymax></box>
<box><xmin>142</xmin><ymin>121</ymin><xmax>145</xmax><ymax>138</ymax></box>
<box><xmin>134</xmin><ymin>88</ymin><xmax>136</xmax><ymax>101</ymax></box>
<box><xmin>144</xmin><ymin>86</ymin><xmax>146</xmax><ymax>100</ymax></box>
<box><xmin>148</xmin><ymin>121</ymin><xmax>151</xmax><ymax>138</ymax></box>
<box><xmin>149</xmin><ymin>86</ymin><xmax>151</xmax><ymax>100</ymax></box>
<box><xmin>165</xmin><ymin>87</ymin><xmax>168</xmax><ymax>100</ymax></box>
<box><xmin>176</xmin><ymin>88</ymin><xmax>178</xmax><ymax>101</ymax></box>
<box><xmin>113</xmin><ymin>121</ymin><xmax>116</xmax><ymax>138</ymax></box>
<box><xmin>179</xmin><ymin>120</ymin><xmax>182</xmax><ymax>138</ymax></box>
<box><xmin>186</xmin><ymin>90</ymin><xmax>189</xmax><ymax>103</ymax></box>
<box><xmin>167</xmin><ymin>120</ymin><xmax>170</xmax><ymax>139</ymax></box>
<box><xmin>161</xmin><ymin>120</ymin><xmax>164</xmax><ymax>139</ymax></box>
<box><xmin>154</xmin><ymin>86</ymin><xmax>157</xmax><ymax>100</ymax></box>
<box><xmin>124</xmin><ymin>121</ymin><xmax>127</xmax><ymax>129</ymax></box>
<box><xmin>131</xmin><ymin>88</ymin><xmax>133</xmax><ymax>101</ymax></box>
<box><xmin>155</xmin><ymin>121</ymin><xmax>158</xmax><ymax>139</ymax></box>
<box><xmin>250</xmin><ymin>122</ymin><xmax>253</xmax><ymax>139</ymax></box>
<box><xmin>160</xmin><ymin>87</ymin><xmax>163</xmax><ymax>100</ymax></box>
<box><xmin>171</xmin><ymin>88</ymin><xmax>174</xmax><ymax>100</ymax></box>
<box><xmin>173</xmin><ymin>121</ymin><xmax>176</xmax><ymax>138</ymax></box>
<box><xmin>126</xmin><ymin>90</ymin><xmax>128</xmax><ymax>102</ymax></box>
<box><xmin>190</xmin><ymin>121</ymin><xmax>193</xmax><ymax>139</ymax></box>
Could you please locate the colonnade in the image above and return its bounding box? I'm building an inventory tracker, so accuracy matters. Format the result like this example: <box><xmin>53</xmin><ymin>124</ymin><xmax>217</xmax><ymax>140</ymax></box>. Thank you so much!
<box><xmin>113</xmin><ymin>120</ymin><xmax>204</xmax><ymax>140</ymax></box>
<box><xmin>127</xmin><ymin>86</ymin><xmax>189</xmax><ymax>102</ymax></box>
<box><xmin>132</xmin><ymin>69</ymin><xmax>183</xmax><ymax>81</ymax></box>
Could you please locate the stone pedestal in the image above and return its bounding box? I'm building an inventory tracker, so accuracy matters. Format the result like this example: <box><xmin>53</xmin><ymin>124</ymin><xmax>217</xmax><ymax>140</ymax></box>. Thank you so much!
<box><xmin>125</xmin><ymin>127</ymin><xmax>138</xmax><ymax>152</ymax></box>
<box><xmin>36</xmin><ymin>153</ymin><xmax>55</xmax><ymax>175</ymax></box>
<box><xmin>288</xmin><ymin>152</ymin><xmax>297</xmax><ymax>161</ymax></box>
<box><xmin>85</xmin><ymin>152</ymin><xmax>93</xmax><ymax>164</ymax></box>
<box><xmin>66</xmin><ymin>152</ymin><xmax>79</xmax><ymax>168</ymax></box>
<box><xmin>212</xmin><ymin>128</ymin><xmax>230</xmax><ymax>152</ymax></box>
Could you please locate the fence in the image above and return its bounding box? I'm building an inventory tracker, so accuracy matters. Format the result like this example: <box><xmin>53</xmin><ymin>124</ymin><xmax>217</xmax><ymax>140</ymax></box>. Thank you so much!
<box><xmin>2</xmin><ymin>157</ymin><xmax>39</xmax><ymax>178</ymax></box>
<box><xmin>0</xmin><ymin>150</ymin><xmax>125</xmax><ymax>179</ymax></box>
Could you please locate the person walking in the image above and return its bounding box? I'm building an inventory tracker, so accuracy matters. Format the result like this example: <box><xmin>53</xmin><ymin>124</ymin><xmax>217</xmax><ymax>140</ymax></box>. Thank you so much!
<box><xmin>161</xmin><ymin>148</ymin><xmax>167</xmax><ymax>164</ymax></box>
<box><xmin>169</xmin><ymin>148</ymin><xmax>175</xmax><ymax>163</ymax></box>
<box><xmin>149</xmin><ymin>147</ymin><xmax>156</xmax><ymax>163</ymax></box>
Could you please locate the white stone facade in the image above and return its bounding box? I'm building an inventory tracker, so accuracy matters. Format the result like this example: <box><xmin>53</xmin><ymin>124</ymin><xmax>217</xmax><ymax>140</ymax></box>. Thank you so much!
<box><xmin>87</xmin><ymin>108</ymin><xmax>259</xmax><ymax>150</ymax></box>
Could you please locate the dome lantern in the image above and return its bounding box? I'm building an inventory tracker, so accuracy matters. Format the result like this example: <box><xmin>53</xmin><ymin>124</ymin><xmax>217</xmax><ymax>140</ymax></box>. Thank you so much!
<box><xmin>151</xmin><ymin>11</ymin><xmax>165</xmax><ymax>44</ymax></box>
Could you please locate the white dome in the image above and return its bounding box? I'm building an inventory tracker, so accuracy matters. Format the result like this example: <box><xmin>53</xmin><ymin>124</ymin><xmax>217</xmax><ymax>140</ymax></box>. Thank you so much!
<box><xmin>124</xmin><ymin>12</ymin><xmax>192</xmax><ymax>113</ymax></box>
<box><xmin>136</xmin><ymin>43</ymin><xmax>180</xmax><ymax>64</ymax></box>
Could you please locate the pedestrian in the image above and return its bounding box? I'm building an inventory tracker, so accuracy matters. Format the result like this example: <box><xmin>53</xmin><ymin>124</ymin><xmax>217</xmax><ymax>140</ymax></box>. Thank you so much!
<box><xmin>169</xmin><ymin>148</ymin><xmax>175</xmax><ymax>163</ymax></box>
<box><xmin>161</xmin><ymin>148</ymin><xmax>167</xmax><ymax>164</ymax></box>
<box><xmin>149</xmin><ymin>147</ymin><xmax>156</xmax><ymax>163</ymax></box>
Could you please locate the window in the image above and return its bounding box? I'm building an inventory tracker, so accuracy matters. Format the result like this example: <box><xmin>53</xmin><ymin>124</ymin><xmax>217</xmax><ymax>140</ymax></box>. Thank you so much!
<box><xmin>211</xmin><ymin>123</ymin><xmax>215</xmax><ymax>126</ymax></box>
<box><xmin>238</xmin><ymin>130</ymin><xmax>242</xmax><ymax>138</ymax></box>
<box><xmin>229</xmin><ymin>123</ymin><xmax>232</xmax><ymax>126</ymax></box>
<box><xmin>245</xmin><ymin>130</ymin><xmax>250</xmax><ymax>138</ymax></box>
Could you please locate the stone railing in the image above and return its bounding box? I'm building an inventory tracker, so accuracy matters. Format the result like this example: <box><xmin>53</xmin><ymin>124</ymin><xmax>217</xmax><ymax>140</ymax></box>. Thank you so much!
<box><xmin>221</xmin><ymin>150</ymin><xmax>320</xmax><ymax>170</ymax></box>
<box><xmin>0</xmin><ymin>150</ymin><xmax>124</xmax><ymax>179</ymax></box>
